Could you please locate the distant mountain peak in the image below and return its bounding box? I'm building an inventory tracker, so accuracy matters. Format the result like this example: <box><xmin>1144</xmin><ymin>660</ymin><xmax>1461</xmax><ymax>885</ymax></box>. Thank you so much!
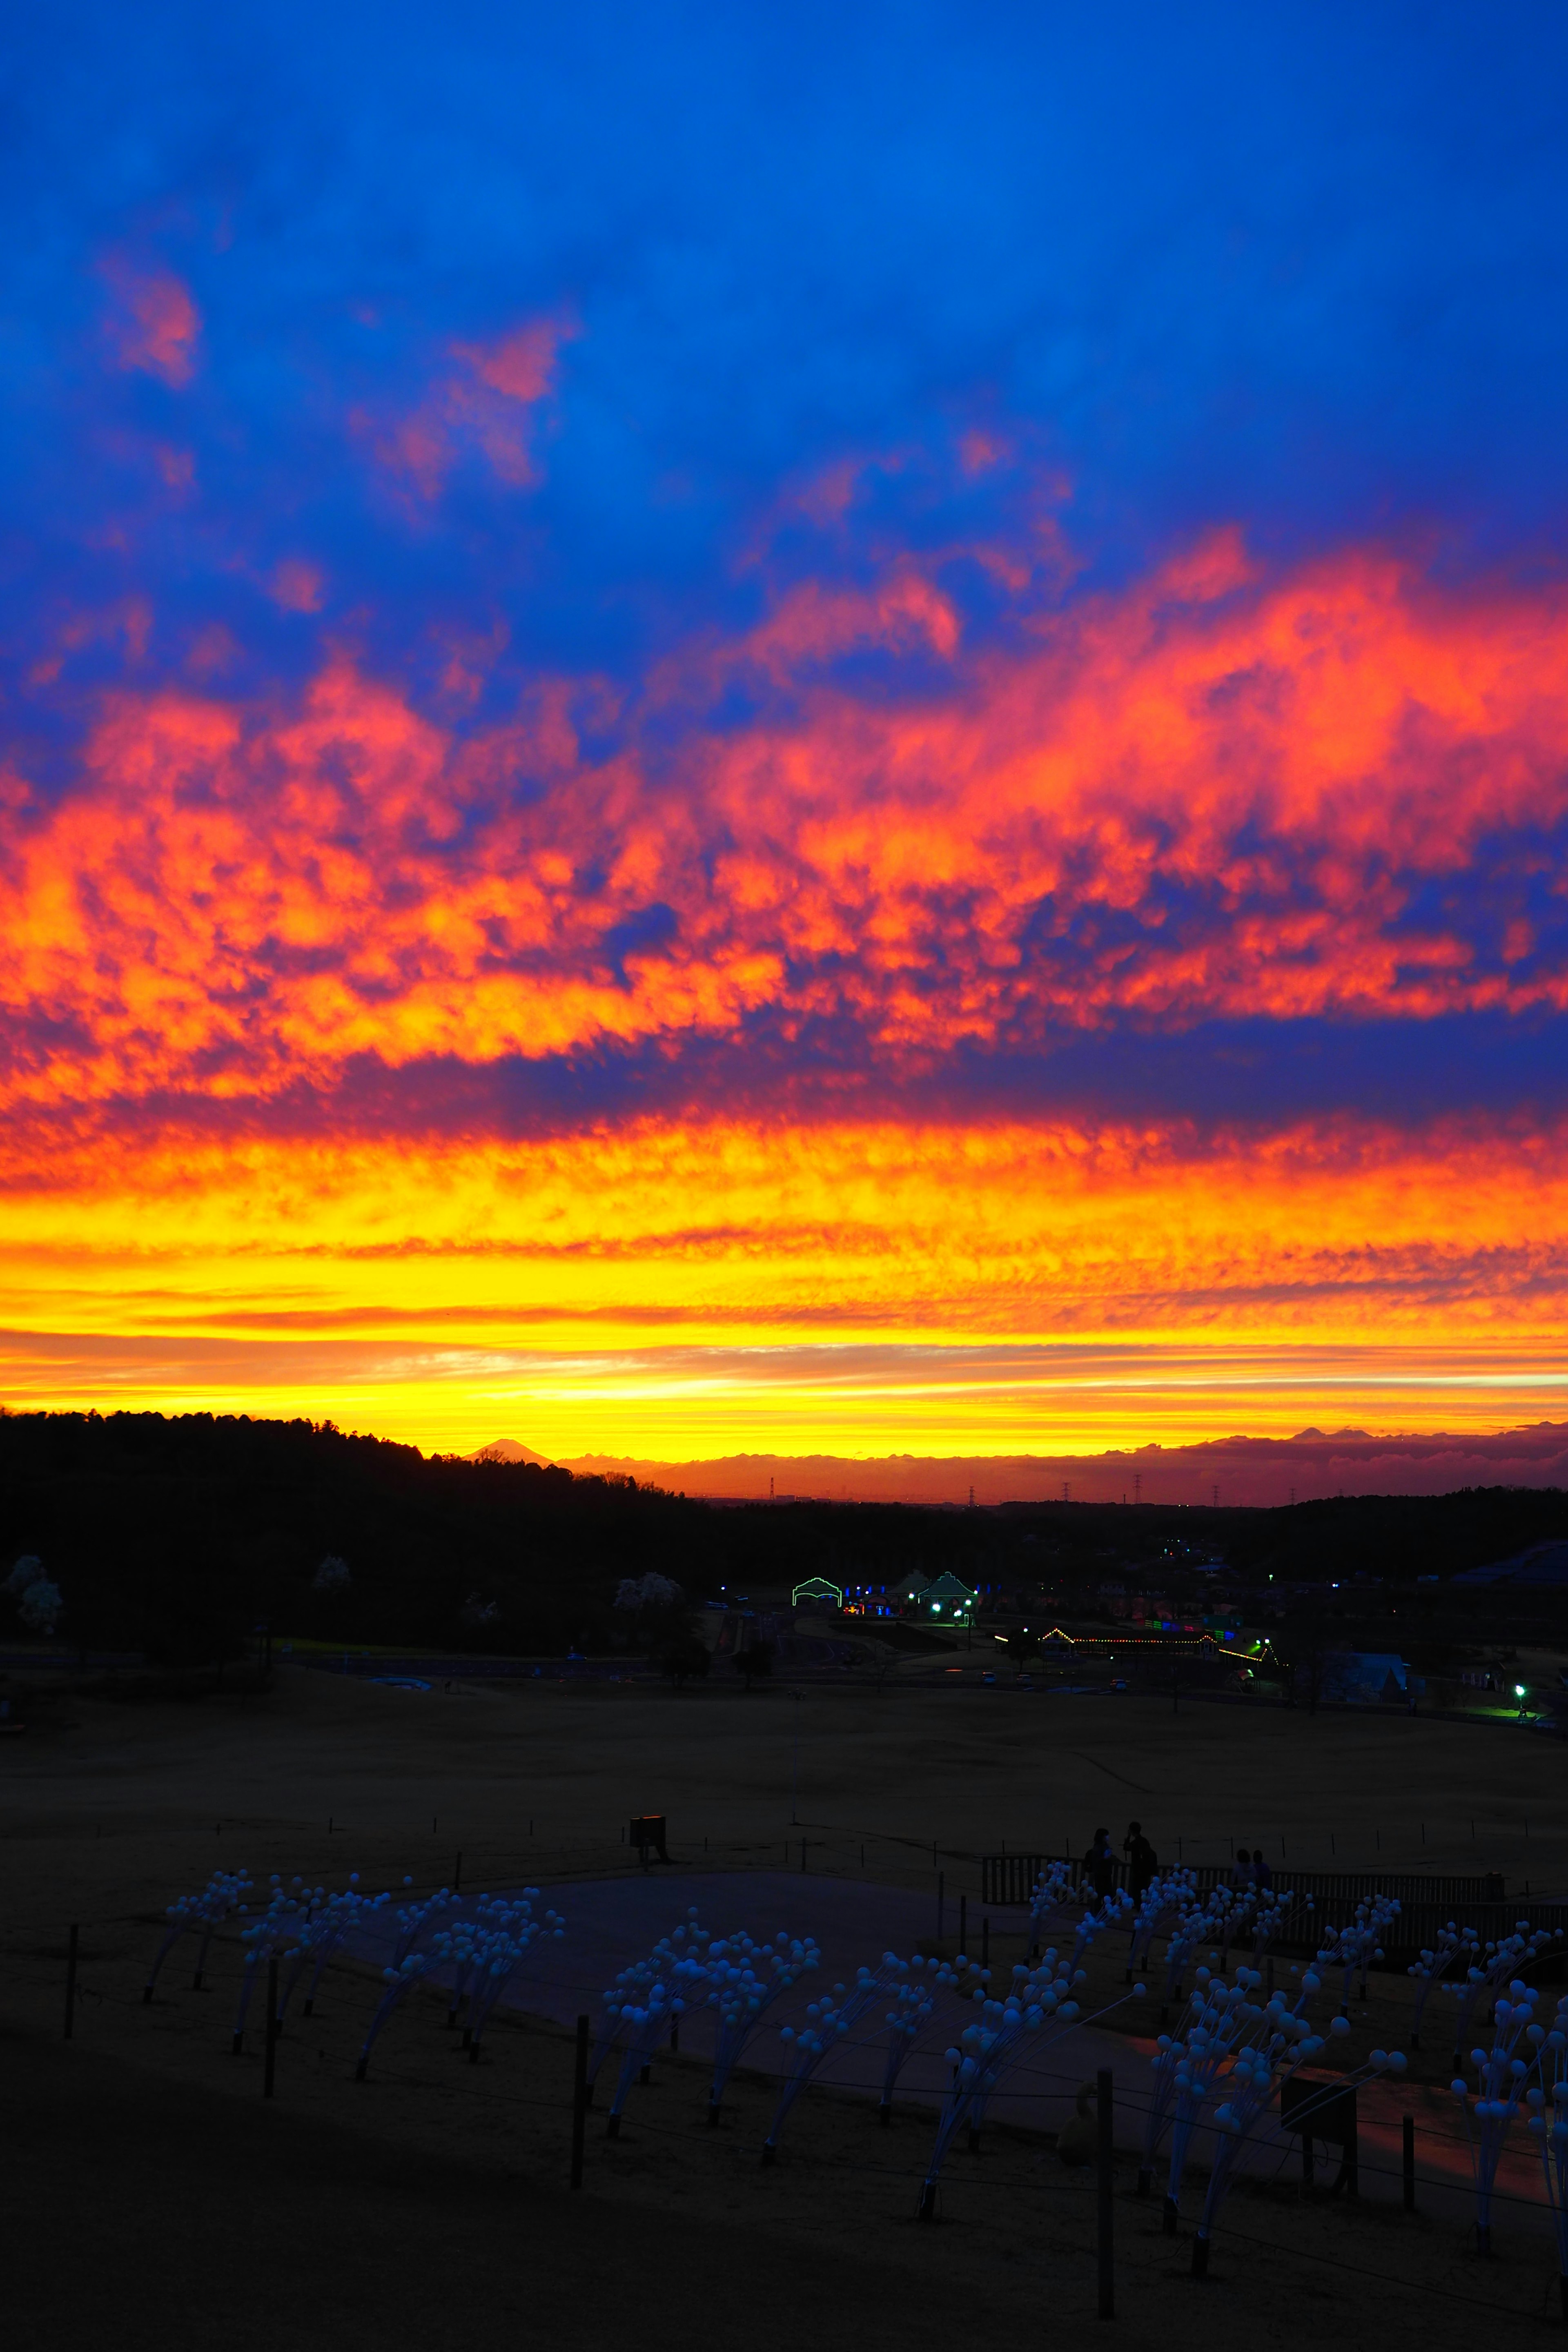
<box><xmin>467</xmin><ymin>1438</ymin><xmax>551</xmax><ymax>1465</ymax></box>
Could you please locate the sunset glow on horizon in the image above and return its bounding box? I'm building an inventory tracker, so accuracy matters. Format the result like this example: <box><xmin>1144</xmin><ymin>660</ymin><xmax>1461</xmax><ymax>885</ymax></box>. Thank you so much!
<box><xmin>6</xmin><ymin>6</ymin><xmax>1568</xmax><ymax>1478</ymax></box>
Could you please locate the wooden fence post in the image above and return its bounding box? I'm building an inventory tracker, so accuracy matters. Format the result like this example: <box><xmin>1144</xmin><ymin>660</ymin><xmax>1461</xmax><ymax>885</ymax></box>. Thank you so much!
<box><xmin>1097</xmin><ymin>2069</ymin><xmax>1115</xmax><ymax>2318</ymax></box>
<box><xmin>570</xmin><ymin>2015</ymin><xmax>588</xmax><ymax>2189</ymax></box>
<box><xmin>263</xmin><ymin>1954</ymin><xmax>278</xmax><ymax>2098</ymax></box>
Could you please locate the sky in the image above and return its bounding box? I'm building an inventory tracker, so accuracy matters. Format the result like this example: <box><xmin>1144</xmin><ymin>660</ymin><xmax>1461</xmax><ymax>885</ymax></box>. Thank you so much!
<box><xmin>4</xmin><ymin>1</ymin><xmax>1568</xmax><ymax>1475</ymax></box>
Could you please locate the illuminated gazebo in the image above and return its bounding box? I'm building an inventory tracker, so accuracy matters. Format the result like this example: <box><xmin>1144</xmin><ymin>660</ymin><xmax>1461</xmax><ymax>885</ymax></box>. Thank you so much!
<box><xmin>917</xmin><ymin>1570</ymin><xmax>976</xmax><ymax>1626</ymax></box>
<box><xmin>791</xmin><ymin>1576</ymin><xmax>843</xmax><ymax>1613</ymax></box>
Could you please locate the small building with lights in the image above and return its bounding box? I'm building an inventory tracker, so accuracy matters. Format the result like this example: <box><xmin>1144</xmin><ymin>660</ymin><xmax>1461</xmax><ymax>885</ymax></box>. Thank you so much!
<box><xmin>910</xmin><ymin>1570</ymin><xmax>976</xmax><ymax>1626</ymax></box>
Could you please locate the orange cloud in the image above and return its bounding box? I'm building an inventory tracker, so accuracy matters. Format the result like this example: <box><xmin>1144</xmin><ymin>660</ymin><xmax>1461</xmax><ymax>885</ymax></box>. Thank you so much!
<box><xmin>3</xmin><ymin>1102</ymin><xmax>1567</xmax><ymax>1336</ymax></box>
<box><xmin>0</xmin><ymin>1104</ymin><xmax>1565</xmax><ymax>1454</ymax></box>
<box><xmin>98</xmin><ymin>256</ymin><xmax>201</xmax><ymax>387</ymax></box>
<box><xmin>8</xmin><ymin>534</ymin><xmax>1568</xmax><ymax>1116</ymax></box>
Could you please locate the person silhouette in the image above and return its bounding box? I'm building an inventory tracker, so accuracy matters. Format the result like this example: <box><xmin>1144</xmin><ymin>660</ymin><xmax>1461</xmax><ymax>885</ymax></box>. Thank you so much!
<box><xmin>1123</xmin><ymin>1818</ymin><xmax>1157</xmax><ymax>1898</ymax></box>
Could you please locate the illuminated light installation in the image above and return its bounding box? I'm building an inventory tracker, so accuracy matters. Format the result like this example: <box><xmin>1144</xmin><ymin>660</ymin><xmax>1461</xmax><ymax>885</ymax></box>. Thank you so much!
<box><xmin>353</xmin><ymin>1887</ymin><xmax>562</xmax><ymax>2080</ymax></box>
<box><xmin>232</xmin><ymin>1879</ymin><xmax>312</xmax><ymax>2054</ymax></box>
<box><xmin>352</xmin><ymin>1881</ymin><xmax>450</xmax><ymax>2078</ymax></box>
<box><xmin>1526</xmin><ymin>1995</ymin><xmax>1568</xmax><ymax>2316</ymax></box>
<box><xmin>462</xmin><ymin>1897</ymin><xmax>567</xmax><ymax>2061</ymax></box>
<box><xmin>1156</xmin><ymin>1900</ymin><xmax>1207</xmax><ymax>2020</ymax></box>
<box><xmin>1069</xmin><ymin>1888</ymin><xmax>1133</xmax><ymax>1977</ymax></box>
<box><xmin>1314</xmin><ymin>1894</ymin><xmax>1400</xmax><ymax>2018</ymax></box>
<box><xmin>589</xmin><ymin>1913</ymin><xmax>713</xmax><ymax>2101</ymax></box>
<box><xmin>354</xmin><ymin>1951</ymin><xmax>431</xmax><ymax>2079</ymax></box>
<box><xmin>1454</xmin><ymin>1983</ymin><xmax>1543</xmax><ymax>2256</ymax></box>
<box><xmin>1407</xmin><ymin>1921</ymin><xmax>1480</xmax><ymax>2051</ymax></box>
<box><xmin>918</xmin><ymin>1955</ymin><xmax>1076</xmax><ymax>2214</ymax></box>
<box><xmin>283</xmin><ymin>1882</ymin><xmax>389</xmax><ymax>2020</ymax></box>
<box><xmin>917</xmin><ymin>1954</ymin><xmax>1147</xmax><ymax>2217</ymax></box>
<box><xmin>145</xmin><ymin>1868</ymin><xmax>571</xmax><ymax>2077</ymax></box>
<box><xmin>1204</xmin><ymin>1884</ymin><xmax>1255</xmax><ymax>1973</ymax></box>
<box><xmin>602</xmin><ymin>1975</ymin><xmax>689</xmax><ymax>2135</ymax></box>
<box><xmin>877</xmin><ymin>1955</ymin><xmax>947</xmax><ymax>2122</ymax></box>
<box><xmin>600</xmin><ymin>1922</ymin><xmax>709</xmax><ymax>2135</ymax></box>
<box><xmin>1162</xmin><ymin>1965</ymin><xmax>1347</xmax><ymax>2233</ymax></box>
<box><xmin>918</xmin><ymin>1573</ymin><xmax>976</xmax><ymax>1626</ymax></box>
<box><xmin>1192</xmin><ymin>1983</ymin><xmax>1404</xmax><ymax>2277</ymax></box>
<box><xmin>1248</xmin><ymin>1886</ymin><xmax>1305</xmax><ymax>1967</ymax></box>
<box><xmin>704</xmin><ymin>1930</ymin><xmax>820</xmax><ymax>2123</ymax></box>
<box><xmin>1159</xmin><ymin>1967</ymin><xmax>1273</xmax><ymax>2233</ymax></box>
<box><xmin>764</xmin><ymin>1967</ymin><xmax>889</xmax><ymax>2163</ymax></box>
<box><xmin>1128</xmin><ymin>1870</ymin><xmax>1197</xmax><ymax>1980</ymax></box>
<box><xmin>1025</xmin><ymin>1862</ymin><xmax>1077</xmax><ymax>1960</ymax></box>
<box><xmin>142</xmin><ymin>1869</ymin><xmax>253</xmax><ymax>2002</ymax></box>
<box><xmin>1448</xmin><ymin>1923</ymin><xmax>1563</xmax><ymax>2074</ymax></box>
<box><xmin>139</xmin><ymin>1855</ymin><xmax>1568</xmax><ymax>2286</ymax></box>
<box><xmin>791</xmin><ymin>1578</ymin><xmax>843</xmax><ymax>1610</ymax></box>
<box><xmin>1140</xmin><ymin>2023</ymin><xmax>1189</xmax><ymax>2205</ymax></box>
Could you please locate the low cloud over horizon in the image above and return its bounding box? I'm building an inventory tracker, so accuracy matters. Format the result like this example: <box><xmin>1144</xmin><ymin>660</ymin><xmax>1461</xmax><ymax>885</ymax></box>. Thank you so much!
<box><xmin>474</xmin><ymin>1422</ymin><xmax>1568</xmax><ymax>1510</ymax></box>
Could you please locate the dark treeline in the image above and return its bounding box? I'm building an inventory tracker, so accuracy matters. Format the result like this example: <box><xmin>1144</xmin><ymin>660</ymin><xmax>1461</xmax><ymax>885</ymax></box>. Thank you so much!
<box><xmin>0</xmin><ymin>1412</ymin><xmax>698</xmax><ymax>1665</ymax></box>
<box><xmin>0</xmin><ymin>1410</ymin><xmax>1564</xmax><ymax>1667</ymax></box>
<box><xmin>998</xmin><ymin>1486</ymin><xmax>1568</xmax><ymax>1587</ymax></box>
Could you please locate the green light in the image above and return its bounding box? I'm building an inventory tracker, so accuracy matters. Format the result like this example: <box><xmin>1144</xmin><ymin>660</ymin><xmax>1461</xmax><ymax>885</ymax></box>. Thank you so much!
<box><xmin>1515</xmin><ymin>1682</ymin><xmax>1527</xmax><ymax>1699</ymax></box>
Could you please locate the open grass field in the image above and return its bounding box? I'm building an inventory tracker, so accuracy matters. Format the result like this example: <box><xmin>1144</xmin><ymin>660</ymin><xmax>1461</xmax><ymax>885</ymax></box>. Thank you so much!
<box><xmin>5</xmin><ymin>1666</ymin><xmax>1563</xmax><ymax>1911</ymax></box>
<box><xmin>4</xmin><ymin>1670</ymin><xmax>1567</xmax><ymax>2349</ymax></box>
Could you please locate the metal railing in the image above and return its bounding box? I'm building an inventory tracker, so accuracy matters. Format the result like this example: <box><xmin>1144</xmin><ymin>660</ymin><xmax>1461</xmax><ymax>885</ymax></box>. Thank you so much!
<box><xmin>979</xmin><ymin>1853</ymin><xmax>1509</xmax><ymax>1912</ymax></box>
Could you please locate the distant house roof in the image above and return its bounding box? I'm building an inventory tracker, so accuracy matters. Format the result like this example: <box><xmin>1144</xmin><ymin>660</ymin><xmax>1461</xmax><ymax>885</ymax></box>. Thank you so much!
<box><xmin>1452</xmin><ymin>1540</ymin><xmax>1568</xmax><ymax>1588</ymax></box>
<box><xmin>1322</xmin><ymin>1650</ymin><xmax>1413</xmax><ymax>1704</ymax></box>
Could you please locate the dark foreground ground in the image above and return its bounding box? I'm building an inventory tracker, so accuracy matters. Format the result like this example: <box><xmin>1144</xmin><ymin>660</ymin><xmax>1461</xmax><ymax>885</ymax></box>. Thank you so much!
<box><xmin>4</xmin><ymin>1669</ymin><xmax>1566</xmax><ymax>2349</ymax></box>
<box><xmin>11</xmin><ymin>2006</ymin><xmax>1552</xmax><ymax>2352</ymax></box>
<box><xmin>9</xmin><ymin>2029</ymin><xmax>1011</xmax><ymax>2352</ymax></box>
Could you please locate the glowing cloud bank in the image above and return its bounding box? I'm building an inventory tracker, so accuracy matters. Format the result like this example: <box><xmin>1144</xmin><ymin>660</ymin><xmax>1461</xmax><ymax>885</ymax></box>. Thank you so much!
<box><xmin>8</xmin><ymin>541</ymin><xmax>1568</xmax><ymax>1112</ymax></box>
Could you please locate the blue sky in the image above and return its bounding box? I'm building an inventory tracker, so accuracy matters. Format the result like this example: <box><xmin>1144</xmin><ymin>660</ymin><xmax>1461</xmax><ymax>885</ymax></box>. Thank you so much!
<box><xmin>7</xmin><ymin>2</ymin><xmax>1568</xmax><ymax>682</ymax></box>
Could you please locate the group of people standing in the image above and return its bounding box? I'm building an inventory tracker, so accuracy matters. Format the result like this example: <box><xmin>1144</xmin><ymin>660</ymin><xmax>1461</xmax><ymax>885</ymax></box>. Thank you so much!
<box><xmin>1078</xmin><ymin>1822</ymin><xmax>1273</xmax><ymax>1902</ymax></box>
<box><xmin>1080</xmin><ymin>1821</ymin><xmax>1155</xmax><ymax>1900</ymax></box>
<box><xmin>1231</xmin><ymin>1844</ymin><xmax>1273</xmax><ymax>1892</ymax></box>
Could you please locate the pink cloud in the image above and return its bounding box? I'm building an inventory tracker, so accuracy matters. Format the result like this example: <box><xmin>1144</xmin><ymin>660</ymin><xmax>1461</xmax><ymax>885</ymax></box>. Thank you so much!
<box><xmin>27</xmin><ymin>599</ymin><xmax>153</xmax><ymax>690</ymax></box>
<box><xmin>156</xmin><ymin>445</ymin><xmax>196</xmax><ymax>494</ymax></box>
<box><xmin>361</xmin><ymin>313</ymin><xmax>577</xmax><ymax>504</ymax></box>
<box><xmin>185</xmin><ymin>624</ymin><xmax>238</xmax><ymax>678</ymax></box>
<box><xmin>269</xmin><ymin>560</ymin><xmax>325</xmax><ymax>614</ymax></box>
<box><xmin>434</xmin><ymin>617</ymin><xmax>510</xmax><ymax>708</ymax></box>
<box><xmin>453</xmin><ymin>319</ymin><xmax>570</xmax><ymax>403</ymax></box>
<box><xmin>958</xmin><ymin>428</ymin><xmax>1007</xmax><ymax>476</ymax></box>
<box><xmin>98</xmin><ymin>256</ymin><xmax>202</xmax><ymax>388</ymax></box>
